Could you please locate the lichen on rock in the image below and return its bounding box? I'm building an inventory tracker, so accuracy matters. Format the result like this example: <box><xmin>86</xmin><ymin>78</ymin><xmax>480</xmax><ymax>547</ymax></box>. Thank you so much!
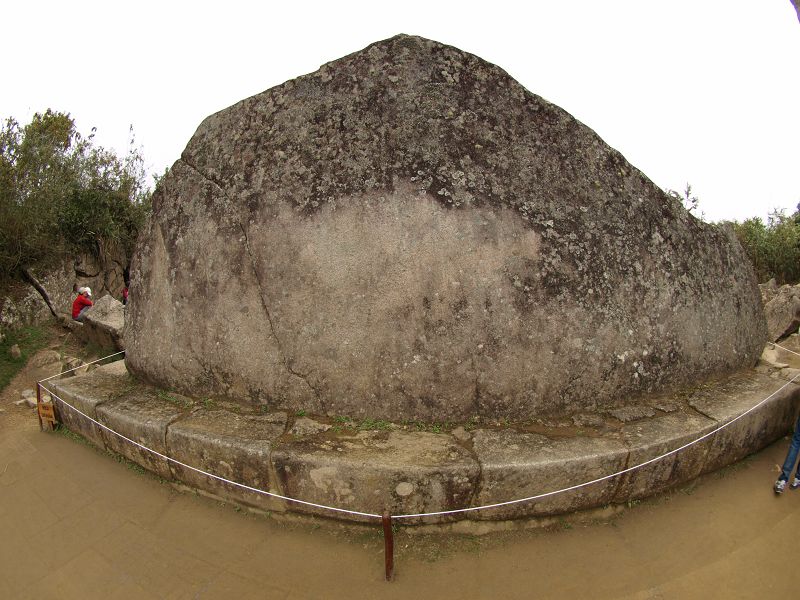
<box><xmin>125</xmin><ymin>34</ymin><xmax>766</xmax><ymax>422</ymax></box>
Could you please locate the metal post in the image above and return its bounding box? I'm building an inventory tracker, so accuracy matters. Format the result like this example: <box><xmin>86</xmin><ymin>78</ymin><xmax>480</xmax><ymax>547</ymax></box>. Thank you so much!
<box><xmin>382</xmin><ymin>511</ymin><xmax>394</xmax><ymax>581</ymax></box>
<box><xmin>36</xmin><ymin>383</ymin><xmax>43</xmax><ymax>431</ymax></box>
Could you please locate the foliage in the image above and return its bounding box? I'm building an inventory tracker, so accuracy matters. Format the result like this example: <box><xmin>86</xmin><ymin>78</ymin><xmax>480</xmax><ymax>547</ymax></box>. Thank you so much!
<box><xmin>667</xmin><ymin>183</ymin><xmax>799</xmax><ymax>285</ymax></box>
<box><xmin>728</xmin><ymin>206</ymin><xmax>800</xmax><ymax>284</ymax></box>
<box><xmin>0</xmin><ymin>110</ymin><xmax>151</xmax><ymax>281</ymax></box>
<box><xmin>0</xmin><ymin>325</ymin><xmax>48</xmax><ymax>392</ymax></box>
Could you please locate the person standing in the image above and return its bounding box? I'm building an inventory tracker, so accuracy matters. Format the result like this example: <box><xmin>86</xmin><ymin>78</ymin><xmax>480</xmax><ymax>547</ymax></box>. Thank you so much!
<box><xmin>774</xmin><ymin>412</ymin><xmax>800</xmax><ymax>494</ymax></box>
<box><xmin>71</xmin><ymin>286</ymin><xmax>93</xmax><ymax>322</ymax></box>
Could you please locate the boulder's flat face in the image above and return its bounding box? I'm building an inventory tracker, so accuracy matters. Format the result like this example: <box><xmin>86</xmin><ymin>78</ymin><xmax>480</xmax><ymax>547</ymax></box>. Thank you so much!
<box><xmin>126</xmin><ymin>34</ymin><xmax>766</xmax><ymax>421</ymax></box>
<box><xmin>82</xmin><ymin>294</ymin><xmax>125</xmax><ymax>350</ymax></box>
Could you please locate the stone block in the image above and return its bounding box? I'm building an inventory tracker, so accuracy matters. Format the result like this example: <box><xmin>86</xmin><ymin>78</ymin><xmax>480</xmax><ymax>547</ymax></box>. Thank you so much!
<box><xmin>44</xmin><ymin>360</ymin><xmax>132</xmax><ymax>448</ymax></box>
<box><xmin>271</xmin><ymin>430</ymin><xmax>479</xmax><ymax>523</ymax></box>
<box><xmin>470</xmin><ymin>429</ymin><xmax>628</xmax><ymax>520</ymax></box>
<box><xmin>166</xmin><ymin>409</ymin><xmax>287</xmax><ymax>512</ymax></box>
<box><xmin>614</xmin><ymin>412</ymin><xmax>716</xmax><ymax>502</ymax></box>
<box><xmin>689</xmin><ymin>373</ymin><xmax>800</xmax><ymax>473</ymax></box>
<box><xmin>96</xmin><ymin>387</ymin><xmax>190</xmax><ymax>479</ymax></box>
<box><xmin>81</xmin><ymin>294</ymin><xmax>125</xmax><ymax>351</ymax></box>
<box><xmin>764</xmin><ymin>284</ymin><xmax>800</xmax><ymax>341</ymax></box>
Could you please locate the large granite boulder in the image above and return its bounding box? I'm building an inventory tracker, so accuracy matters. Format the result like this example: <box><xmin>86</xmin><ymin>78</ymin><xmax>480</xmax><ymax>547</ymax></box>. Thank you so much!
<box><xmin>763</xmin><ymin>283</ymin><xmax>800</xmax><ymax>341</ymax></box>
<box><xmin>126</xmin><ymin>34</ymin><xmax>766</xmax><ymax>422</ymax></box>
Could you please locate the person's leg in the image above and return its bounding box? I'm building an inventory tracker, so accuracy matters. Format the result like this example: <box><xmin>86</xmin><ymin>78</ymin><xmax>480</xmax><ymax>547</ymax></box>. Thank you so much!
<box><xmin>775</xmin><ymin>415</ymin><xmax>800</xmax><ymax>493</ymax></box>
<box><xmin>791</xmin><ymin>417</ymin><xmax>800</xmax><ymax>489</ymax></box>
<box><xmin>75</xmin><ymin>306</ymin><xmax>90</xmax><ymax>322</ymax></box>
<box><xmin>778</xmin><ymin>415</ymin><xmax>800</xmax><ymax>479</ymax></box>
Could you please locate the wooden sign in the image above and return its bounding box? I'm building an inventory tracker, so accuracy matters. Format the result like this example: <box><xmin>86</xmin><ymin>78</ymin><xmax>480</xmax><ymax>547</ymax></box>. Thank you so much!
<box><xmin>37</xmin><ymin>387</ymin><xmax>57</xmax><ymax>431</ymax></box>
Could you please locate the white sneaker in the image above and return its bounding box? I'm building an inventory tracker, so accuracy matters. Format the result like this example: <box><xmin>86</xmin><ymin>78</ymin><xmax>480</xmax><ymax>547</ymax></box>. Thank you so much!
<box><xmin>791</xmin><ymin>477</ymin><xmax>800</xmax><ymax>490</ymax></box>
<box><xmin>774</xmin><ymin>479</ymin><xmax>787</xmax><ymax>494</ymax></box>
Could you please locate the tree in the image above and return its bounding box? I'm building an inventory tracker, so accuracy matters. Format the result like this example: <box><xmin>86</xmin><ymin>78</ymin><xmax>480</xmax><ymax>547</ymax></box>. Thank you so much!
<box><xmin>730</xmin><ymin>207</ymin><xmax>800</xmax><ymax>284</ymax></box>
<box><xmin>0</xmin><ymin>110</ymin><xmax>151</xmax><ymax>282</ymax></box>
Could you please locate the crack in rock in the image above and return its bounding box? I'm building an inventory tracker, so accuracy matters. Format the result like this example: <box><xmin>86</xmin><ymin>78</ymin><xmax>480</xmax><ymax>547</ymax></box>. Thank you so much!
<box><xmin>179</xmin><ymin>157</ymin><xmax>228</xmax><ymax>193</ymax></box>
<box><xmin>236</xmin><ymin>220</ymin><xmax>323</xmax><ymax>409</ymax></box>
<box><xmin>177</xmin><ymin>157</ymin><xmax>324</xmax><ymax>410</ymax></box>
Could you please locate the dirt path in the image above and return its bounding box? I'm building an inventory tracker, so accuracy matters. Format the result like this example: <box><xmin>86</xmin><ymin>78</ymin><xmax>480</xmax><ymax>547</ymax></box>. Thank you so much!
<box><xmin>1</xmin><ymin>360</ymin><xmax>798</xmax><ymax>599</ymax></box>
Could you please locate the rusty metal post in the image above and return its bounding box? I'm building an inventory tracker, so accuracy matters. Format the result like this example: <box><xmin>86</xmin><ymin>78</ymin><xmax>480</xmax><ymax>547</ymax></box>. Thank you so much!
<box><xmin>382</xmin><ymin>511</ymin><xmax>394</xmax><ymax>581</ymax></box>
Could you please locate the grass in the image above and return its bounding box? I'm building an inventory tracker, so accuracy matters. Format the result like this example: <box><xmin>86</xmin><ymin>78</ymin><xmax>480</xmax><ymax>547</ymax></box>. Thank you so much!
<box><xmin>0</xmin><ymin>324</ymin><xmax>49</xmax><ymax>392</ymax></box>
<box><xmin>406</xmin><ymin>420</ymin><xmax>452</xmax><ymax>434</ymax></box>
<box><xmin>357</xmin><ymin>417</ymin><xmax>392</xmax><ymax>431</ymax></box>
<box><xmin>157</xmin><ymin>389</ymin><xmax>193</xmax><ymax>409</ymax></box>
<box><xmin>54</xmin><ymin>423</ymin><xmax>93</xmax><ymax>447</ymax></box>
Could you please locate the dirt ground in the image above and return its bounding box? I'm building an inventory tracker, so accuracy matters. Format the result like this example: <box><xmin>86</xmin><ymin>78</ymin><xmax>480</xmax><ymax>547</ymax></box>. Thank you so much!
<box><xmin>1</xmin><ymin>352</ymin><xmax>799</xmax><ymax>600</ymax></box>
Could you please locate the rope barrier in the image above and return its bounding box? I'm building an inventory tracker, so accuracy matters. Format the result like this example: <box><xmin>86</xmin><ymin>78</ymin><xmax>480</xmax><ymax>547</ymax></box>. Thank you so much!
<box><xmin>40</xmin><ymin>384</ymin><xmax>383</xmax><ymax>520</ymax></box>
<box><xmin>773</xmin><ymin>341</ymin><xmax>800</xmax><ymax>359</ymax></box>
<box><xmin>39</xmin><ymin>343</ymin><xmax>800</xmax><ymax>521</ymax></box>
<box><xmin>395</xmin><ymin>372</ymin><xmax>800</xmax><ymax>519</ymax></box>
<box><xmin>39</xmin><ymin>351</ymin><xmax>126</xmax><ymax>382</ymax></box>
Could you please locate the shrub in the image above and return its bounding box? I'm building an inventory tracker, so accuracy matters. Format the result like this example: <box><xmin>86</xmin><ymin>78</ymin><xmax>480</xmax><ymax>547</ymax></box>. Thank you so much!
<box><xmin>729</xmin><ymin>207</ymin><xmax>800</xmax><ymax>284</ymax></box>
<box><xmin>0</xmin><ymin>110</ymin><xmax>151</xmax><ymax>283</ymax></box>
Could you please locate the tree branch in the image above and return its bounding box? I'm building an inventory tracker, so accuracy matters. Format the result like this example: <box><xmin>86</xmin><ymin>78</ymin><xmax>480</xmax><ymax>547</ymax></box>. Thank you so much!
<box><xmin>21</xmin><ymin>267</ymin><xmax>58</xmax><ymax>318</ymax></box>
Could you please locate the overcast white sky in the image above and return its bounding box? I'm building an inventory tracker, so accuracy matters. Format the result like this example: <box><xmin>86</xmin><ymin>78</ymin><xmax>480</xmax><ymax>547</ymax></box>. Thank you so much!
<box><xmin>3</xmin><ymin>1</ymin><xmax>798</xmax><ymax>223</ymax></box>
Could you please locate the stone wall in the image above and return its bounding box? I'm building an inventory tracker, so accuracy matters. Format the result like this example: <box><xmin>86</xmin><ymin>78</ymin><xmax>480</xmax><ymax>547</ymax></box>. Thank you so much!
<box><xmin>45</xmin><ymin>357</ymin><xmax>800</xmax><ymax>525</ymax></box>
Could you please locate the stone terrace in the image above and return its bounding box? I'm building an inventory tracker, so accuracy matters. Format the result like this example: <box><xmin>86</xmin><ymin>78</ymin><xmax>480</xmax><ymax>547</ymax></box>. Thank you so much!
<box><xmin>42</xmin><ymin>340</ymin><xmax>800</xmax><ymax>526</ymax></box>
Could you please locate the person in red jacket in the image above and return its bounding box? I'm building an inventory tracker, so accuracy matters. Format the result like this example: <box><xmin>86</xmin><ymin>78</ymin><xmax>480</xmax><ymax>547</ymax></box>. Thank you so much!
<box><xmin>71</xmin><ymin>287</ymin><xmax>93</xmax><ymax>321</ymax></box>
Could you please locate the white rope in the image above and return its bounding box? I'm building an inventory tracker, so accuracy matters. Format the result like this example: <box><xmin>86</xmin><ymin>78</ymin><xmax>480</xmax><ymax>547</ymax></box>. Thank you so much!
<box><xmin>773</xmin><ymin>341</ymin><xmax>800</xmax><ymax>359</ymax></box>
<box><xmin>39</xmin><ymin>347</ymin><xmax>800</xmax><ymax>521</ymax></box>
<box><xmin>395</xmin><ymin>372</ymin><xmax>800</xmax><ymax>519</ymax></box>
<box><xmin>39</xmin><ymin>351</ymin><xmax>126</xmax><ymax>382</ymax></box>
<box><xmin>41</xmin><ymin>384</ymin><xmax>383</xmax><ymax>519</ymax></box>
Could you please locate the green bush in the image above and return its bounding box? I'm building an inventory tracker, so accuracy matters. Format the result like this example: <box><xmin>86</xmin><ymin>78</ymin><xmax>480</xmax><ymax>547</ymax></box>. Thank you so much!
<box><xmin>728</xmin><ymin>207</ymin><xmax>800</xmax><ymax>284</ymax></box>
<box><xmin>0</xmin><ymin>110</ymin><xmax>151</xmax><ymax>282</ymax></box>
<box><xmin>668</xmin><ymin>184</ymin><xmax>799</xmax><ymax>285</ymax></box>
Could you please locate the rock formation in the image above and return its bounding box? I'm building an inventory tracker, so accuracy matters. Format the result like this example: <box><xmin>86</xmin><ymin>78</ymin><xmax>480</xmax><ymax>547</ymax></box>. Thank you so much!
<box><xmin>761</xmin><ymin>281</ymin><xmax>800</xmax><ymax>341</ymax></box>
<box><xmin>125</xmin><ymin>34</ymin><xmax>766</xmax><ymax>421</ymax></box>
<box><xmin>81</xmin><ymin>294</ymin><xmax>125</xmax><ymax>351</ymax></box>
<box><xmin>0</xmin><ymin>248</ymin><xmax>128</xmax><ymax>331</ymax></box>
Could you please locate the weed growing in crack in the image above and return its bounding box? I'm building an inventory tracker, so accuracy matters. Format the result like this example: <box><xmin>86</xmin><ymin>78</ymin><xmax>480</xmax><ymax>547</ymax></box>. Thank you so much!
<box><xmin>157</xmin><ymin>389</ymin><xmax>192</xmax><ymax>409</ymax></box>
<box><xmin>357</xmin><ymin>418</ymin><xmax>392</xmax><ymax>431</ymax></box>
